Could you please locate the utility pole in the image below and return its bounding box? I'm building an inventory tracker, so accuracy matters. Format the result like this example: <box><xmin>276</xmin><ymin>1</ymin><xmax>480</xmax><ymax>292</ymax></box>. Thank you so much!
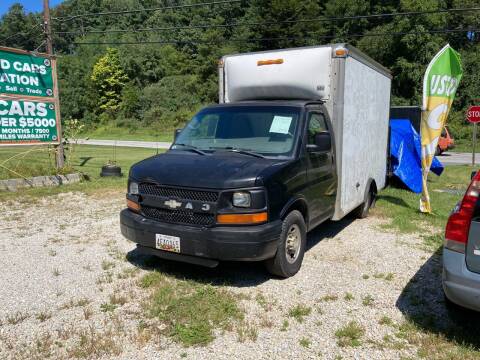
<box><xmin>43</xmin><ymin>0</ymin><xmax>65</xmax><ymax>168</ymax></box>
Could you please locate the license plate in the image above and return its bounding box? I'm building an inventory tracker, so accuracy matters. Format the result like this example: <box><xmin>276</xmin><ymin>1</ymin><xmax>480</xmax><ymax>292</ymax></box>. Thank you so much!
<box><xmin>155</xmin><ymin>234</ymin><xmax>180</xmax><ymax>253</ymax></box>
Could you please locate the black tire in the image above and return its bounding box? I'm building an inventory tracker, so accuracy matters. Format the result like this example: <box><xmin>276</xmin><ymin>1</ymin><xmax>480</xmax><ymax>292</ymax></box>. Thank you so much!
<box><xmin>265</xmin><ymin>210</ymin><xmax>307</xmax><ymax>278</ymax></box>
<box><xmin>353</xmin><ymin>186</ymin><xmax>376</xmax><ymax>219</ymax></box>
<box><xmin>435</xmin><ymin>145</ymin><xmax>442</xmax><ymax>156</ymax></box>
<box><xmin>100</xmin><ymin>165</ymin><xmax>122</xmax><ymax>177</ymax></box>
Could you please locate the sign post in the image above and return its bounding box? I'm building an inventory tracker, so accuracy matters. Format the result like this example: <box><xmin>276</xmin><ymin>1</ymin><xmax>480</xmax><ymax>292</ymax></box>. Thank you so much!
<box><xmin>467</xmin><ymin>106</ymin><xmax>480</xmax><ymax>167</ymax></box>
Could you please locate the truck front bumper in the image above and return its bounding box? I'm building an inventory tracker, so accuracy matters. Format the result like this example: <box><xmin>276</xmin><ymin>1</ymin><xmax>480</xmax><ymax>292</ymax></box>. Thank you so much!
<box><xmin>120</xmin><ymin>209</ymin><xmax>281</xmax><ymax>267</ymax></box>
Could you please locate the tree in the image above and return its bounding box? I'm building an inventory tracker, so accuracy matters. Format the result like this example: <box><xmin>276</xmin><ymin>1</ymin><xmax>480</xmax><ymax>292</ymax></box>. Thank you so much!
<box><xmin>90</xmin><ymin>48</ymin><xmax>129</xmax><ymax>117</ymax></box>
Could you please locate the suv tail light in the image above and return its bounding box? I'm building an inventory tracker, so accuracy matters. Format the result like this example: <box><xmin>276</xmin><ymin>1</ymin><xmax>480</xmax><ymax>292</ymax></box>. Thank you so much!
<box><xmin>445</xmin><ymin>171</ymin><xmax>480</xmax><ymax>253</ymax></box>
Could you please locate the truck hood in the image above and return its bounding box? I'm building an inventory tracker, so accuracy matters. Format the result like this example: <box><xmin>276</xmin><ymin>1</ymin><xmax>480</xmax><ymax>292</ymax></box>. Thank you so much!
<box><xmin>129</xmin><ymin>150</ymin><xmax>284</xmax><ymax>189</ymax></box>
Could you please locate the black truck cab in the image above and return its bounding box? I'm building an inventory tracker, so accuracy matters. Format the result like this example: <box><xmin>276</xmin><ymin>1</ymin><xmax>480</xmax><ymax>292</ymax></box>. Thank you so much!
<box><xmin>120</xmin><ymin>101</ymin><xmax>344</xmax><ymax>277</ymax></box>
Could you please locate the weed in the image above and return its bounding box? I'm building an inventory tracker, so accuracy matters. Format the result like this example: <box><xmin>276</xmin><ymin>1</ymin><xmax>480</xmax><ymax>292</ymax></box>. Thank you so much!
<box><xmin>66</xmin><ymin>325</ymin><xmax>122</xmax><ymax>358</ymax></box>
<box><xmin>143</xmin><ymin>271</ymin><xmax>242</xmax><ymax>346</ymax></box>
<box><xmin>335</xmin><ymin>321</ymin><xmax>365</xmax><ymax>347</ymax></box>
<box><xmin>280</xmin><ymin>319</ymin><xmax>289</xmax><ymax>331</ymax></box>
<box><xmin>52</xmin><ymin>268</ymin><xmax>61</xmax><ymax>276</ymax></box>
<box><xmin>288</xmin><ymin>304</ymin><xmax>312</xmax><ymax>323</ymax></box>
<box><xmin>362</xmin><ymin>274</ymin><xmax>369</xmax><ymax>280</ymax></box>
<box><xmin>344</xmin><ymin>292</ymin><xmax>354</xmax><ymax>301</ymax></box>
<box><xmin>109</xmin><ymin>293</ymin><xmax>127</xmax><ymax>306</ymax></box>
<box><xmin>48</xmin><ymin>249</ymin><xmax>57</xmax><ymax>257</ymax></box>
<box><xmin>237</xmin><ymin>321</ymin><xmax>258</xmax><ymax>342</ymax></box>
<box><xmin>83</xmin><ymin>307</ymin><xmax>93</xmax><ymax>320</ymax></box>
<box><xmin>319</xmin><ymin>294</ymin><xmax>338</xmax><ymax>302</ymax></box>
<box><xmin>100</xmin><ymin>303</ymin><xmax>117</xmax><ymax>312</ymax></box>
<box><xmin>379</xmin><ymin>315</ymin><xmax>394</xmax><ymax>326</ymax></box>
<box><xmin>6</xmin><ymin>311</ymin><xmax>29</xmax><ymax>325</ymax></box>
<box><xmin>36</xmin><ymin>311</ymin><xmax>52</xmax><ymax>322</ymax></box>
<box><xmin>362</xmin><ymin>295</ymin><xmax>374</xmax><ymax>307</ymax></box>
<box><xmin>101</xmin><ymin>260</ymin><xmax>116</xmax><ymax>271</ymax></box>
<box><xmin>299</xmin><ymin>337</ymin><xmax>311</xmax><ymax>348</ymax></box>
<box><xmin>373</xmin><ymin>272</ymin><xmax>395</xmax><ymax>281</ymax></box>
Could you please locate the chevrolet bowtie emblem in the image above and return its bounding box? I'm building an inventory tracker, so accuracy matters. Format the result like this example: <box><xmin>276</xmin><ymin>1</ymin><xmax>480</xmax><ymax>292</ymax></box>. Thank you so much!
<box><xmin>164</xmin><ymin>199</ymin><xmax>182</xmax><ymax>209</ymax></box>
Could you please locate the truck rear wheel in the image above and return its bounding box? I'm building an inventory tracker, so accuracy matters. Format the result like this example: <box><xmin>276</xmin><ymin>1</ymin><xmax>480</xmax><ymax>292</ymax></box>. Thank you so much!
<box><xmin>265</xmin><ymin>210</ymin><xmax>306</xmax><ymax>278</ymax></box>
<box><xmin>354</xmin><ymin>185</ymin><xmax>376</xmax><ymax>219</ymax></box>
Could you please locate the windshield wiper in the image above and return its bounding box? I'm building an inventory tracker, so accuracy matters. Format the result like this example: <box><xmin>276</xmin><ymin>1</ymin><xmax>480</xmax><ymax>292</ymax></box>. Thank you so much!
<box><xmin>171</xmin><ymin>143</ymin><xmax>207</xmax><ymax>156</ymax></box>
<box><xmin>210</xmin><ymin>146</ymin><xmax>266</xmax><ymax>159</ymax></box>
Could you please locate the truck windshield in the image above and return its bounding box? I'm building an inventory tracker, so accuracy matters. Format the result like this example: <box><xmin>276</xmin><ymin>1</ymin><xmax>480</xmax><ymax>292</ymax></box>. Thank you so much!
<box><xmin>173</xmin><ymin>106</ymin><xmax>301</xmax><ymax>158</ymax></box>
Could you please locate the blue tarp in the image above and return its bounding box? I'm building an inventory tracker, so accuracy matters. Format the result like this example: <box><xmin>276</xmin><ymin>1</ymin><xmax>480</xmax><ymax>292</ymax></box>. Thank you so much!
<box><xmin>390</xmin><ymin>119</ymin><xmax>444</xmax><ymax>193</ymax></box>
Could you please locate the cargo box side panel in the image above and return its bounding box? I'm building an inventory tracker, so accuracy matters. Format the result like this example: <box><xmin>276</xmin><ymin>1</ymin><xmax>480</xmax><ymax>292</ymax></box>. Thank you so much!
<box><xmin>337</xmin><ymin>56</ymin><xmax>391</xmax><ymax>217</ymax></box>
<box><xmin>223</xmin><ymin>47</ymin><xmax>332</xmax><ymax>103</ymax></box>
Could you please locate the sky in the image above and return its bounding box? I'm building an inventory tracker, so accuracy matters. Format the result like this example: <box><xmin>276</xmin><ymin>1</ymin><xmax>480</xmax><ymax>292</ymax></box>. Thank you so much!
<box><xmin>1</xmin><ymin>0</ymin><xmax>64</xmax><ymax>16</ymax></box>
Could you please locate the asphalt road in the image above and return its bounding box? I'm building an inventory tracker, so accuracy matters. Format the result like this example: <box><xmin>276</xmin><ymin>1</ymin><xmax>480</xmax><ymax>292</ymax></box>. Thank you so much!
<box><xmin>75</xmin><ymin>140</ymin><xmax>476</xmax><ymax>166</ymax></box>
<box><xmin>437</xmin><ymin>151</ymin><xmax>478</xmax><ymax>166</ymax></box>
<box><xmin>76</xmin><ymin>139</ymin><xmax>171</xmax><ymax>149</ymax></box>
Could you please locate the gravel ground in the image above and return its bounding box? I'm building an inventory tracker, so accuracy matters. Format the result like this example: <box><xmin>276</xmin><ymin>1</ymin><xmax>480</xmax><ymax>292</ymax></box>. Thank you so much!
<box><xmin>0</xmin><ymin>190</ymin><xmax>448</xmax><ymax>359</ymax></box>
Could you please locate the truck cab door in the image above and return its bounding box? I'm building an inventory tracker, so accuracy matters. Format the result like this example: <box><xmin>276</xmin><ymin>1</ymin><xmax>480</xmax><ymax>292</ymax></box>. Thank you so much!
<box><xmin>304</xmin><ymin>111</ymin><xmax>336</xmax><ymax>226</ymax></box>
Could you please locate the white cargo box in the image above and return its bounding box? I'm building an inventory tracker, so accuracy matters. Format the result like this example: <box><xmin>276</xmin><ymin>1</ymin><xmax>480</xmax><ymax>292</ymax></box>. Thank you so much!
<box><xmin>219</xmin><ymin>44</ymin><xmax>392</xmax><ymax>220</ymax></box>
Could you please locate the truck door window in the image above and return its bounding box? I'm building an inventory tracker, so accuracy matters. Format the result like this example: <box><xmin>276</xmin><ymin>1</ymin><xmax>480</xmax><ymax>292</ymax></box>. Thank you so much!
<box><xmin>307</xmin><ymin>113</ymin><xmax>328</xmax><ymax>144</ymax></box>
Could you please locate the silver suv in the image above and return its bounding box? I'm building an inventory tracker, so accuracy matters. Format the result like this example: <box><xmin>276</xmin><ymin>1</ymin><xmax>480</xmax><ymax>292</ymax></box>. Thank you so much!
<box><xmin>443</xmin><ymin>171</ymin><xmax>480</xmax><ymax>311</ymax></box>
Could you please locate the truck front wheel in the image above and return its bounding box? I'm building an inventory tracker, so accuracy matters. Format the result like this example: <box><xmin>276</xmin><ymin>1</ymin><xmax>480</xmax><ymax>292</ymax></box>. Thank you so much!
<box><xmin>265</xmin><ymin>210</ymin><xmax>306</xmax><ymax>278</ymax></box>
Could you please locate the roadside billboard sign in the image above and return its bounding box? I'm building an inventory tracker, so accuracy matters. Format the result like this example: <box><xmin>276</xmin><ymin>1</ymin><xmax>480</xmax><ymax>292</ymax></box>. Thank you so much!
<box><xmin>0</xmin><ymin>46</ymin><xmax>60</xmax><ymax>146</ymax></box>
<box><xmin>0</xmin><ymin>47</ymin><xmax>54</xmax><ymax>98</ymax></box>
<box><xmin>0</xmin><ymin>97</ymin><xmax>59</xmax><ymax>144</ymax></box>
<box><xmin>467</xmin><ymin>105</ymin><xmax>480</xmax><ymax>123</ymax></box>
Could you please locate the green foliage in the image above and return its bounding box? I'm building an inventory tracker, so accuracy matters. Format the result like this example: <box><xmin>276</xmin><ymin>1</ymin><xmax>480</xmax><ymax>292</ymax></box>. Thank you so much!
<box><xmin>1</xmin><ymin>0</ymin><xmax>479</xmax><ymax>138</ymax></box>
<box><xmin>91</xmin><ymin>48</ymin><xmax>129</xmax><ymax>116</ymax></box>
<box><xmin>141</xmin><ymin>271</ymin><xmax>243</xmax><ymax>346</ymax></box>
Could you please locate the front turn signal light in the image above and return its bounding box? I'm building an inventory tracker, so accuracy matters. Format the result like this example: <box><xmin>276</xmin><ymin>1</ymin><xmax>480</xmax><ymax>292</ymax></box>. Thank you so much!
<box><xmin>217</xmin><ymin>212</ymin><xmax>268</xmax><ymax>224</ymax></box>
<box><xmin>127</xmin><ymin>199</ymin><xmax>141</xmax><ymax>212</ymax></box>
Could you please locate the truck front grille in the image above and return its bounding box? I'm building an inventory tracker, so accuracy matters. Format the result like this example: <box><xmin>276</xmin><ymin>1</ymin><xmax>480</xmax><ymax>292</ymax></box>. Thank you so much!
<box><xmin>139</xmin><ymin>183</ymin><xmax>219</xmax><ymax>203</ymax></box>
<box><xmin>142</xmin><ymin>206</ymin><xmax>215</xmax><ymax>226</ymax></box>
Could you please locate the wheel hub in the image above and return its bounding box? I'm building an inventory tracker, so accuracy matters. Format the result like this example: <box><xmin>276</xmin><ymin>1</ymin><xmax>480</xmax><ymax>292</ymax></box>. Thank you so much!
<box><xmin>285</xmin><ymin>224</ymin><xmax>301</xmax><ymax>264</ymax></box>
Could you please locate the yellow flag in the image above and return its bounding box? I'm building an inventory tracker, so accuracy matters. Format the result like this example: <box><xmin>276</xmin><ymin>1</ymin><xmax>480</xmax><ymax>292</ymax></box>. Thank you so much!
<box><xmin>420</xmin><ymin>44</ymin><xmax>463</xmax><ymax>213</ymax></box>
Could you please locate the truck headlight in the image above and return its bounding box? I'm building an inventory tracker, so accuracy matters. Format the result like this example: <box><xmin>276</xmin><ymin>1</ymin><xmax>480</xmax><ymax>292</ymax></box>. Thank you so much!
<box><xmin>233</xmin><ymin>192</ymin><xmax>251</xmax><ymax>208</ymax></box>
<box><xmin>129</xmin><ymin>181</ymin><xmax>139</xmax><ymax>195</ymax></box>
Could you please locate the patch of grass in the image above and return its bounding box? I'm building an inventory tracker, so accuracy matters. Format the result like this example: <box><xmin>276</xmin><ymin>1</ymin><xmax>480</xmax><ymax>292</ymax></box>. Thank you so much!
<box><xmin>101</xmin><ymin>260</ymin><xmax>116</xmax><ymax>271</ymax></box>
<box><xmin>52</xmin><ymin>268</ymin><xmax>61</xmax><ymax>276</ymax></box>
<box><xmin>109</xmin><ymin>293</ymin><xmax>127</xmax><ymax>306</ymax></box>
<box><xmin>373</xmin><ymin>165</ymin><xmax>472</xmax><ymax>245</ymax></box>
<box><xmin>299</xmin><ymin>337</ymin><xmax>311</xmax><ymax>348</ymax></box>
<box><xmin>288</xmin><ymin>304</ymin><xmax>312</xmax><ymax>323</ymax></box>
<box><xmin>335</xmin><ymin>321</ymin><xmax>365</xmax><ymax>347</ymax></box>
<box><xmin>100</xmin><ymin>303</ymin><xmax>117</xmax><ymax>313</ymax></box>
<box><xmin>35</xmin><ymin>311</ymin><xmax>52</xmax><ymax>322</ymax></box>
<box><xmin>280</xmin><ymin>319</ymin><xmax>289</xmax><ymax>331</ymax></box>
<box><xmin>66</xmin><ymin>325</ymin><xmax>122</xmax><ymax>358</ymax></box>
<box><xmin>6</xmin><ymin>311</ymin><xmax>29</xmax><ymax>325</ymax></box>
<box><xmin>0</xmin><ymin>145</ymin><xmax>159</xmax><ymax>201</ymax></box>
<box><xmin>80</xmin><ymin>126</ymin><xmax>172</xmax><ymax>142</ymax></box>
<box><xmin>362</xmin><ymin>274</ymin><xmax>369</xmax><ymax>280</ymax></box>
<box><xmin>236</xmin><ymin>321</ymin><xmax>258</xmax><ymax>343</ymax></box>
<box><xmin>373</xmin><ymin>272</ymin><xmax>395</xmax><ymax>281</ymax></box>
<box><xmin>255</xmin><ymin>292</ymin><xmax>274</xmax><ymax>312</ymax></box>
<box><xmin>379</xmin><ymin>315</ymin><xmax>394</xmax><ymax>326</ymax></box>
<box><xmin>142</xmin><ymin>271</ymin><xmax>243</xmax><ymax>347</ymax></box>
<box><xmin>319</xmin><ymin>294</ymin><xmax>338</xmax><ymax>302</ymax></box>
<box><xmin>344</xmin><ymin>292</ymin><xmax>354</xmax><ymax>301</ymax></box>
<box><xmin>362</xmin><ymin>295</ymin><xmax>374</xmax><ymax>307</ymax></box>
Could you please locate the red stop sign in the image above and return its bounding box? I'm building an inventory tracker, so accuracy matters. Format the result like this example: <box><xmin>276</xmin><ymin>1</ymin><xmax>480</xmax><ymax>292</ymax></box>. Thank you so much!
<box><xmin>467</xmin><ymin>106</ymin><xmax>480</xmax><ymax>123</ymax></box>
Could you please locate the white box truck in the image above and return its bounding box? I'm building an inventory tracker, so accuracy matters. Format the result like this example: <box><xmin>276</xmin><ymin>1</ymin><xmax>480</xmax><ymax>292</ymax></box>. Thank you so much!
<box><xmin>121</xmin><ymin>44</ymin><xmax>392</xmax><ymax>277</ymax></box>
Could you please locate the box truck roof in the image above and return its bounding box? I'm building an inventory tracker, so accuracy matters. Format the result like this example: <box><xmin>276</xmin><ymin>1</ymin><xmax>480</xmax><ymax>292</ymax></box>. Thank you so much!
<box><xmin>220</xmin><ymin>43</ymin><xmax>391</xmax><ymax>103</ymax></box>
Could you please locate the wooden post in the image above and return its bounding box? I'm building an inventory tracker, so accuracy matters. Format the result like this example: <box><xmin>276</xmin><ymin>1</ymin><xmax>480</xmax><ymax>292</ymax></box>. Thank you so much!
<box><xmin>43</xmin><ymin>0</ymin><xmax>64</xmax><ymax>168</ymax></box>
<box><xmin>473</xmin><ymin>122</ymin><xmax>477</xmax><ymax>167</ymax></box>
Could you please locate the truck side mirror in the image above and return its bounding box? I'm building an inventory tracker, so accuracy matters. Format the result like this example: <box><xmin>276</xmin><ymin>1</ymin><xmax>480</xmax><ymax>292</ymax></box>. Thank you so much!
<box><xmin>308</xmin><ymin>131</ymin><xmax>331</xmax><ymax>152</ymax></box>
<box><xmin>174</xmin><ymin>128</ymin><xmax>182</xmax><ymax>140</ymax></box>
